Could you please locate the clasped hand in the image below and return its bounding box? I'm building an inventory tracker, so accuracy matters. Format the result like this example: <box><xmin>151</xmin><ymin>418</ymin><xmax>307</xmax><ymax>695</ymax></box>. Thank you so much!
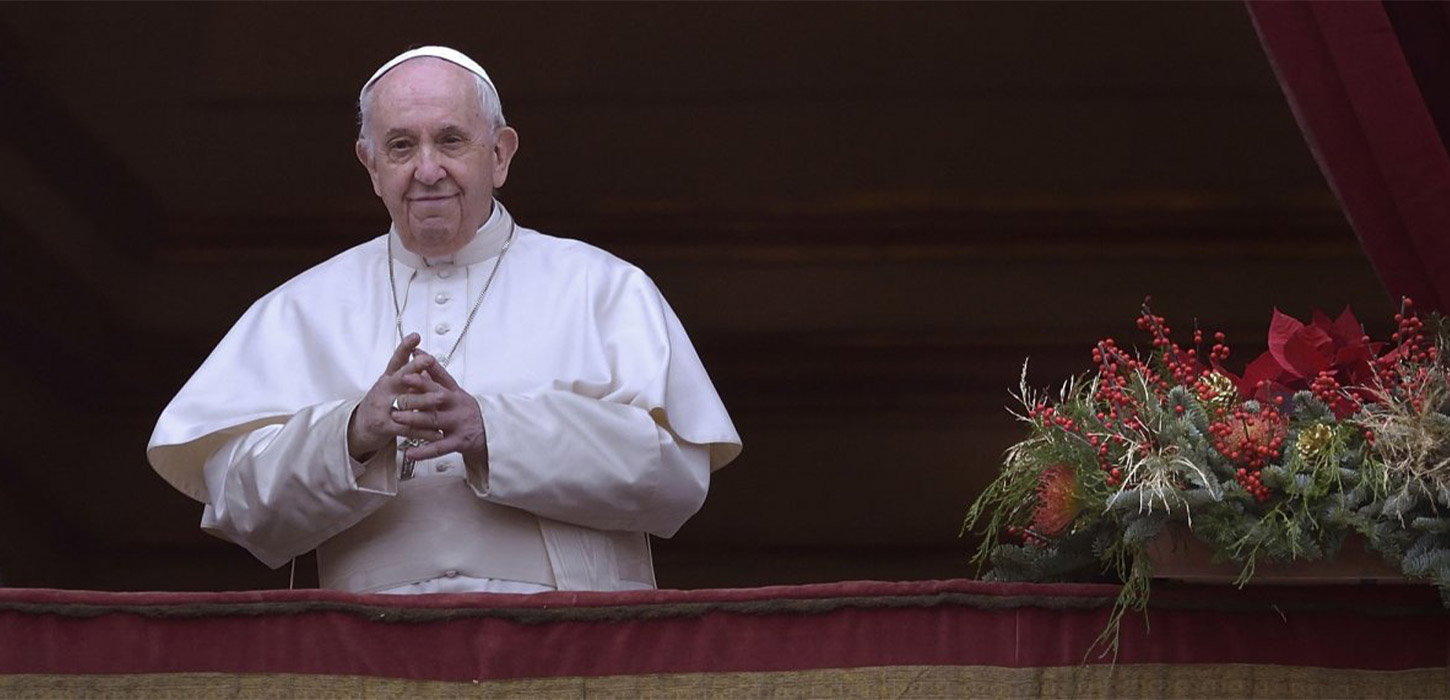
<box><xmin>347</xmin><ymin>333</ymin><xmax>489</xmax><ymax>466</ymax></box>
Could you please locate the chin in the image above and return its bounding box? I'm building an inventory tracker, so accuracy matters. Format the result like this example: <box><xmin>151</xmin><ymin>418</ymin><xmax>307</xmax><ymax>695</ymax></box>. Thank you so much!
<box><xmin>403</xmin><ymin>228</ymin><xmax>464</xmax><ymax>256</ymax></box>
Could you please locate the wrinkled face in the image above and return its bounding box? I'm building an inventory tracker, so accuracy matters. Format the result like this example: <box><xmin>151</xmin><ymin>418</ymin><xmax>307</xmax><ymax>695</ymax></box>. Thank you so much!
<box><xmin>356</xmin><ymin>58</ymin><xmax>518</xmax><ymax>257</ymax></box>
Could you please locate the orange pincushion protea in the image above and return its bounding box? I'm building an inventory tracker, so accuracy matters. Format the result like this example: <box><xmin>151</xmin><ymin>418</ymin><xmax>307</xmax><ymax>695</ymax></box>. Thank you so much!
<box><xmin>1213</xmin><ymin>411</ymin><xmax>1287</xmax><ymax>468</ymax></box>
<box><xmin>1030</xmin><ymin>464</ymin><xmax>1082</xmax><ymax>536</ymax></box>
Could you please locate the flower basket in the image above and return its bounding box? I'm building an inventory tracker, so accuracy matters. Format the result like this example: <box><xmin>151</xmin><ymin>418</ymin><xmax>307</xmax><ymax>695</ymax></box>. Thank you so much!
<box><xmin>961</xmin><ymin>298</ymin><xmax>1450</xmax><ymax>655</ymax></box>
<box><xmin>1147</xmin><ymin>526</ymin><xmax>1404</xmax><ymax>585</ymax></box>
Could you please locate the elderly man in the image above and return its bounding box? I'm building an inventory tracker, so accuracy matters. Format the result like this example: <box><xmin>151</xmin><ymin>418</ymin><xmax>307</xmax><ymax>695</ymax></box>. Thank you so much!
<box><xmin>147</xmin><ymin>46</ymin><xmax>741</xmax><ymax>594</ymax></box>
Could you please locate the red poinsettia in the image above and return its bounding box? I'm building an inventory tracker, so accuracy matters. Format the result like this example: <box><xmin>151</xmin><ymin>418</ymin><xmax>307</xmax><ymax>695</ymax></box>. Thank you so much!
<box><xmin>1030</xmin><ymin>464</ymin><xmax>1082</xmax><ymax>536</ymax></box>
<box><xmin>1230</xmin><ymin>307</ymin><xmax>1382</xmax><ymax>417</ymax></box>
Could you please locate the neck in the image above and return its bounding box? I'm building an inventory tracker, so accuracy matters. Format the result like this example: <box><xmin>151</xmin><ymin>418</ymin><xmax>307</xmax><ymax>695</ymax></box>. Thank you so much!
<box><xmin>391</xmin><ymin>201</ymin><xmax>511</xmax><ymax>268</ymax></box>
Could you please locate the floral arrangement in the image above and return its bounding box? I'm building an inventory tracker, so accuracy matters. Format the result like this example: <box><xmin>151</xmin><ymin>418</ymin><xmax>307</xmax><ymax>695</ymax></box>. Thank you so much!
<box><xmin>962</xmin><ymin>297</ymin><xmax>1450</xmax><ymax>654</ymax></box>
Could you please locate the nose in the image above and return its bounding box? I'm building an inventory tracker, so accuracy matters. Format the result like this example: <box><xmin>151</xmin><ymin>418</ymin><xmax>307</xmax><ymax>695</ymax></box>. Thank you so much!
<box><xmin>413</xmin><ymin>146</ymin><xmax>447</xmax><ymax>186</ymax></box>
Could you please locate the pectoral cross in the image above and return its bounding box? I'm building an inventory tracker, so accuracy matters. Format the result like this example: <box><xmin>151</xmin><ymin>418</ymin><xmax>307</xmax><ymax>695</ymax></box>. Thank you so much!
<box><xmin>400</xmin><ymin>438</ymin><xmax>428</xmax><ymax>480</ymax></box>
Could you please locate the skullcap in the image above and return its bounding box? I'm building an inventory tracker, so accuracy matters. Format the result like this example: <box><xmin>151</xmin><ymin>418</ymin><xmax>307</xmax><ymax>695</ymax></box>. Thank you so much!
<box><xmin>360</xmin><ymin>45</ymin><xmax>498</xmax><ymax>99</ymax></box>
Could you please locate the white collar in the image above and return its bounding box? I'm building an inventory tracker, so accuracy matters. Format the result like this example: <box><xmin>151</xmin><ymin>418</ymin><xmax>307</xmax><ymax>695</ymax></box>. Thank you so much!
<box><xmin>388</xmin><ymin>201</ymin><xmax>513</xmax><ymax>269</ymax></box>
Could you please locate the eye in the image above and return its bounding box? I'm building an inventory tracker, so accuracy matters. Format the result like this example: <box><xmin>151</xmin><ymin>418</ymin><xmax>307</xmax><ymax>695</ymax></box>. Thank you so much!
<box><xmin>387</xmin><ymin>139</ymin><xmax>415</xmax><ymax>154</ymax></box>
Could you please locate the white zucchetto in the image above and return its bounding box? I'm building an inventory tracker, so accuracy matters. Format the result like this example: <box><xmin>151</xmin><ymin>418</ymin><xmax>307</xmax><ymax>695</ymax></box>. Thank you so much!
<box><xmin>360</xmin><ymin>45</ymin><xmax>498</xmax><ymax>99</ymax></box>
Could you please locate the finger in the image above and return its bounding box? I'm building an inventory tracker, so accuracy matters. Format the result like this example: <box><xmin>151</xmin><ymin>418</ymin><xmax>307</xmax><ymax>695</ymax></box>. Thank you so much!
<box><xmin>391</xmin><ymin>405</ymin><xmax>447</xmax><ymax>428</ymax></box>
<box><xmin>352</xmin><ymin>399</ymin><xmax>406</xmax><ymax>454</ymax></box>
<box><xmin>397</xmin><ymin>372</ymin><xmax>441</xmax><ymax>393</ymax></box>
<box><xmin>406</xmin><ymin>350</ymin><xmax>452</xmax><ymax>389</ymax></box>
<box><xmin>391</xmin><ymin>385</ymin><xmax>446</xmax><ymax>409</ymax></box>
<box><xmin>387</xmin><ymin>389</ymin><xmax>427</xmax><ymax>412</ymax></box>
<box><xmin>413</xmin><ymin>368</ymin><xmax>444</xmax><ymax>388</ymax></box>
<box><xmin>412</xmin><ymin>374</ymin><xmax>457</xmax><ymax>404</ymax></box>
<box><xmin>384</xmin><ymin>333</ymin><xmax>422</xmax><ymax>374</ymax></box>
<box><xmin>401</xmin><ymin>427</ymin><xmax>447</xmax><ymax>444</ymax></box>
<box><xmin>419</xmin><ymin>355</ymin><xmax>462</xmax><ymax>392</ymax></box>
<box><xmin>403</xmin><ymin>434</ymin><xmax>454</xmax><ymax>461</ymax></box>
<box><xmin>389</xmin><ymin>353</ymin><xmax>436</xmax><ymax>384</ymax></box>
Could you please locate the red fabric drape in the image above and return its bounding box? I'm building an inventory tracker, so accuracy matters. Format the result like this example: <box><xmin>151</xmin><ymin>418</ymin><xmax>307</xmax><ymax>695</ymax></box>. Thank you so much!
<box><xmin>1</xmin><ymin>581</ymin><xmax>1447</xmax><ymax>680</ymax></box>
<box><xmin>1247</xmin><ymin>1</ymin><xmax>1450</xmax><ymax>313</ymax></box>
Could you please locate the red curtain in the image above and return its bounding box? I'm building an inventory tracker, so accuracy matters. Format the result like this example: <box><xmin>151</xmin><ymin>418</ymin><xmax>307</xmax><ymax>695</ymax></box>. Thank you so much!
<box><xmin>1247</xmin><ymin>0</ymin><xmax>1450</xmax><ymax>313</ymax></box>
<box><xmin>2</xmin><ymin>580</ymin><xmax>1447</xmax><ymax>679</ymax></box>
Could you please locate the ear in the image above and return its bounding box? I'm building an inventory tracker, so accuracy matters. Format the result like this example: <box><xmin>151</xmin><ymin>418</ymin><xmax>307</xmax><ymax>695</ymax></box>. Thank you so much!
<box><xmin>491</xmin><ymin>126</ymin><xmax>519</xmax><ymax>189</ymax></box>
<box><xmin>355</xmin><ymin>139</ymin><xmax>382</xmax><ymax>197</ymax></box>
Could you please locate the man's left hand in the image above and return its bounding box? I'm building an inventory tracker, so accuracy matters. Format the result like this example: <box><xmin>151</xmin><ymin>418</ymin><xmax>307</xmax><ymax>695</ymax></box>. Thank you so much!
<box><xmin>391</xmin><ymin>350</ymin><xmax>489</xmax><ymax>468</ymax></box>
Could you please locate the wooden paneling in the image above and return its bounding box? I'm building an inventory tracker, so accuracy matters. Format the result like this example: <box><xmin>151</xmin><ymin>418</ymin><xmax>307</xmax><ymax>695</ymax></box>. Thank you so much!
<box><xmin>0</xmin><ymin>2</ymin><xmax>1391</xmax><ymax>591</ymax></box>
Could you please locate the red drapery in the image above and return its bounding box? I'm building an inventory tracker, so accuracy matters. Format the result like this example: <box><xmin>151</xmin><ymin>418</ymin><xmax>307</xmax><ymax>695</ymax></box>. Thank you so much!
<box><xmin>1248</xmin><ymin>0</ymin><xmax>1450</xmax><ymax>313</ymax></box>
<box><xmin>2</xmin><ymin>580</ymin><xmax>1446</xmax><ymax>675</ymax></box>
<box><xmin>1</xmin><ymin>580</ymin><xmax>1447</xmax><ymax>697</ymax></box>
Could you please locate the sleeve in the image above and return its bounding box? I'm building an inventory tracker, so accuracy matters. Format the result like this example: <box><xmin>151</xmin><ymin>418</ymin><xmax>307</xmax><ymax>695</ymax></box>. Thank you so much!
<box><xmin>464</xmin><ymin>392</ymin><xmax>711</xmax><ymax>538</ymax></box>
<box><xmin>199</xmin><ymin>398</ymin><xmax>399</xmax><ymax>568</ymax></box>
<box><xmin>460</xmin><ymin>259</ymin><xmax>736</xmax><ymax>539</ymax></box>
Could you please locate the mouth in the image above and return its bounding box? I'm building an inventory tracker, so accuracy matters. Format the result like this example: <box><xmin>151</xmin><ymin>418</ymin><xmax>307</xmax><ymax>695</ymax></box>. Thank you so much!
<box><xmin>408</xmin><ymin>194</ymin><xmax>459</xmax><ymax>203</ymax></box>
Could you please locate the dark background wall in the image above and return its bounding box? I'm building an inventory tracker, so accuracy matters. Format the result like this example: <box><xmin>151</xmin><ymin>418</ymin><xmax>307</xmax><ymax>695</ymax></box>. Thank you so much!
<box><xmin>0</xmin><ymin>2</ymin><xmax>1387</xmax><ymax>591</ymax></box>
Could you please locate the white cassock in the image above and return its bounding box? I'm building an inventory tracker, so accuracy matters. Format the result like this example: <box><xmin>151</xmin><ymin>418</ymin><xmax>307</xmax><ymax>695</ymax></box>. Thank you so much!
<box><xmin>147</xmin><ymin>202</ymin><xmax>742</xmax><ymax>593</ymax></box>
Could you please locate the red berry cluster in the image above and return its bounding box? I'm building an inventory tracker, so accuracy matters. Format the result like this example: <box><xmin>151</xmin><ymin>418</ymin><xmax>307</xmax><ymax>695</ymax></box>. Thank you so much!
<box><xmin>1079</xmin><ymin>303</ymin><xmax>1236</xmax><ymax>491</ymax></box>
<box><xmin>1207</xmin><ymin>406</ymin><xmax>1285</xmax><ymax>502</ymax></box>
<box><xmin>1085</xmin><ymin>340</ymin><xmax>1147</xmax><ymax>487</ymax></box>
<box><xmin>1207</xmin><ymin>330</ymin><xmax>1231</xmax><ymax>363</ymax></box>
<box><xmin>1134</xmin><ymin>304</ymin><xmax>1232</xmax><ymax>395</ymax></box>
<box><xmin>1027</xmin><ymin>394</ymin><xmax>1131</xmax><ymax>484</ymax></box>
<box><xmin>1135</xmin><ymin>311</ymin><xmax>1196</xmax><ymax>390</ymax></box>
<box><xmin>1310</xmin><ymin>371</ymin><xmax>1341</xmax><ymax>405</ymax></box>
<box><xmin>1375</xmin><ymin>298</ymin><xmax>1437</xmax><ymax>391</ymax></box>
<box><xmin>1091</xmin><ymin>339</ymin><xmax>1150</xmax><ymax>401</ymax></box>
<box><xmin>1233</xmin><ymin>467</ymin><xmax>1270</xmax><ymax>502</ymax></box>
<box><xmin>1391</xmin><ymin>299</ymin><xmax>1428</xmax><ymax>354</ymax></box>
<box><xmin>1193</xmin><ymin>378</ymin><xmax>1226</xmax><ymax>406</ymax></box>
<box><xmin>1026</xmin><ymin>402</ymin><xmax>1077</xmax><ymax>432</ymax></box>
<box><xmin>1310</xmin><ymin>370</ymin><xmax>1362</xmax><ymax>417</ymax></box>
<box><xmin>1363</xmin><ymin>298</ymin><xmax>1447</xmax><ymax>424</ymax></box>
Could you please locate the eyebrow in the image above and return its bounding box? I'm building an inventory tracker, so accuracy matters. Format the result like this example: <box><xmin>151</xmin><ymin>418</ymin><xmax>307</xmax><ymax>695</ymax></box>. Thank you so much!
<box><xmin>382</xmin><ymin>128</ymin><xmax>416</xmax><ymax>142</ymax></box>
<box><xmin>382</xmin><ymin>124</ymin><xmax>470</xmax><ymax>141</ymax></box>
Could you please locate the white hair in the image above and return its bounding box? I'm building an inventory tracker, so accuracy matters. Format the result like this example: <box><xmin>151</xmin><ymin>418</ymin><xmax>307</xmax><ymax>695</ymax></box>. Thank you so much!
<box><xmin>357</xmin><ymin>67</ymin><xmax>507</xmax><ymax>155</ymax></box>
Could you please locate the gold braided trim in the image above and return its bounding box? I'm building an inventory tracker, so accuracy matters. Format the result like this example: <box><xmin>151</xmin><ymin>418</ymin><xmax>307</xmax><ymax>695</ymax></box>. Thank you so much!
<box><xmin>2</xmin><ymin>664</ymin><xmax>1448</xmax><ymax>699</ymax></box>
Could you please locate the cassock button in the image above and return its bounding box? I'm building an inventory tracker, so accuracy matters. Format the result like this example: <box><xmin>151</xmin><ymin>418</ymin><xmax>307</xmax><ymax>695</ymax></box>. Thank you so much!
<box><xmin>435</xmin><ymin>462</ymin><xmax>451</xmax><ymax>473</ymax></box>
<box><xmin>437</xmin><ymin>269</ymin><xmax>453</xmax><ymax>279</ymax></box>
<box><xmin>444</xmin><ymin>569</ymin><xmax>458</xmax><ymax>578</ymax></box>
<box><xmin>434</xmin><ymin>323</ymin><xmax>451</xmax><ymax>335</ymax></box>
<box><xmin>434</xmin><ymin>292</ymin><xmax>450</xmax><ymax>305</ymax></box>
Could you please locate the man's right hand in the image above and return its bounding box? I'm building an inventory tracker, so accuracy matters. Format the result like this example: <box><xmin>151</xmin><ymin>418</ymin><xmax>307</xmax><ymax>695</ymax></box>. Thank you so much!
<box><xmin>347</xmin><ymin>333</ymin><xmax>428</xmax><ymax>461</ymax></box>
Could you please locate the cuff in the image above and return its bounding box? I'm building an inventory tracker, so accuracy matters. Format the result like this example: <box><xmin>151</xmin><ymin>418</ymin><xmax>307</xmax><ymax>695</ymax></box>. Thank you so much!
<box><xmin>341</xmin><ymin>401</ymin><xmax>398</xmax><ymax>495</ymax></box>
<box><xmin>464</xmin><ymin>394</ymin><xmax>492</xmax><ymax>497</ymax></box>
